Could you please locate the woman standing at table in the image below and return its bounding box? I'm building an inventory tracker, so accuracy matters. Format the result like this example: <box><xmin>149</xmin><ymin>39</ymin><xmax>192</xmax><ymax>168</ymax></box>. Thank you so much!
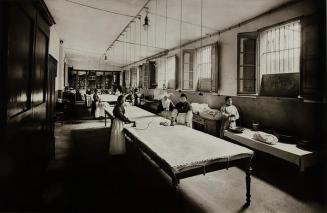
<box><xmin>109</xmin><ymin>95</ymin><xmax>134</xmax><ymax>155</ymax></box>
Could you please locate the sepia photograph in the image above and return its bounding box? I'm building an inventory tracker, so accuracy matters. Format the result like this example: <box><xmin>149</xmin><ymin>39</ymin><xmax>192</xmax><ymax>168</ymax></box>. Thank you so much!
<box><xmin>0</xmin><ymin>0</ymin><xmax>326</xmax><ymax>212</ymax></box>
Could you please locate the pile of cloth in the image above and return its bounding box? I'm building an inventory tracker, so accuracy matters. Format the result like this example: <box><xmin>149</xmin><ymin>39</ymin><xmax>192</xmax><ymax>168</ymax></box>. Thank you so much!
<box><xmin>253</xmin><ymin>132</ymin><xmax>279</xmax><ymax>145</ymax></box>
<box><xmin>191</xmin><ymin>103</ymin><xmax>221</xmax><ymax>120</ymax></box>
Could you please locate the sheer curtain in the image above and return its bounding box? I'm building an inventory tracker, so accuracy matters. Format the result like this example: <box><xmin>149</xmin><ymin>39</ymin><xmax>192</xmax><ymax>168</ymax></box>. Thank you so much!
<box><xmin>259</xmin><ymin>20</ymin><xmax>301</xmax><ymax>79</ymax></box>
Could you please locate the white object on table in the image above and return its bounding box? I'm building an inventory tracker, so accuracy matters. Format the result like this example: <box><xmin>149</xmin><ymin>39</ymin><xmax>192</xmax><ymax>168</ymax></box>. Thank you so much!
<box><xmin>224</xmin><ymin>128</ymin><xmax>321</xmax><ymax>171</ymax></box>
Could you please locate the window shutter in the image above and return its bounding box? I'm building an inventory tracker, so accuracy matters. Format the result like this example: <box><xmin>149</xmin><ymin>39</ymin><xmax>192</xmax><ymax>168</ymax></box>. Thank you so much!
<box><xmin>237</xmin><ymin>32</ymin><xmax>258</xmax><ymax>94</ymax></box>
<box><xmin>300</xmin><ymin>14</ymin><xmax>324</xmax><ymax>100</ymax></box>
<box><xmin>211</xmin><ymin>42</ymin><xmax>219</xmax><ymax>92</ymax></box>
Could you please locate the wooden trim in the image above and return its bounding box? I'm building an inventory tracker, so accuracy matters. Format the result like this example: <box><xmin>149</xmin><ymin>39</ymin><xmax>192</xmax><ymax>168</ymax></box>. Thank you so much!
<box><xmin>34</xmin><ymin>0</ymin><xmax>56</xmax><ymax>26</ymax></box>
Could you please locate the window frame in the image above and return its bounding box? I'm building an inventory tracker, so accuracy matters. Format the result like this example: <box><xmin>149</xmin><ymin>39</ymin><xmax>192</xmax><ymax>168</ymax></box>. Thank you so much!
<box><xmin>237</xmin><ymin>17</ymin><xmax>304</xmax><ymax>97</ymax></box>
<box><xmin>237</xmin><ymin>32</ymin><xmax>259</xmax><ymax>95</ymax></box>
<box><xmin>195</xmin><ymin>44</ymin><xmax>213</xmax><ymax>92</ymax></box>
<box><xmin>182</xmin><ymin>49</ymin><xmax>195</xmax><ymax>91</ymax></box>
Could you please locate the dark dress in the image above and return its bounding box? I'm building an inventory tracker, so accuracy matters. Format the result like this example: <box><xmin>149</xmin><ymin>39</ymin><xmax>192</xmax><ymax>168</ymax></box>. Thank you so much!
<box><xmin>175</xmin><ymin>101</ymin><xmax>192</xmax><ymax>113</ymax></box>
<box><xmin>113</xmin><ymin>105</ymin><xmax>131</xmax><ymax>123</ymax></box>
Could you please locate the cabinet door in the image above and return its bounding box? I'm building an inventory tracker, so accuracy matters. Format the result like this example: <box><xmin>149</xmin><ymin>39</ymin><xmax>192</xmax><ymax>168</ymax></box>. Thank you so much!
<box><xmin>7</xmin><ymin>5</ymin><xmax>34</xmax><ymax>117</ymax></box>
<box><xmin>33</xmin><ymin>27</ymin><xmax>48</xmax><ymax>105</ymax></box>
<box><xmin>300</xmin><ymin>15</ymin><xmax>323</xmax><ymax>100</ymax></box>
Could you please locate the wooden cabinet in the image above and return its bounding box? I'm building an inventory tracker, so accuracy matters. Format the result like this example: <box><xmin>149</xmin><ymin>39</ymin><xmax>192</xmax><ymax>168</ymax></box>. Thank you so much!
<box><xmin>192</xmin><ymin>113</ymin><xmax>221</xmax><ymax>137</ymax></box>
<box><xmin>0</xmin><ymin>0</ymin><xmax>55</xmax><ymax>204</ymax></box>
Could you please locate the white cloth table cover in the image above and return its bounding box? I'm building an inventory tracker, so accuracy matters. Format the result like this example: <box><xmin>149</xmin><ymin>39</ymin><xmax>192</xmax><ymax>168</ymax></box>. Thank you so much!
<box><xmin>107</xmin><ymin>106</ymin><xmax>253</xmax><ymax>172</ymax></box>
<box><xmin>99</xmin><ymin>94</ymin><xmax>118</xmax><ymax>103</ymax></box>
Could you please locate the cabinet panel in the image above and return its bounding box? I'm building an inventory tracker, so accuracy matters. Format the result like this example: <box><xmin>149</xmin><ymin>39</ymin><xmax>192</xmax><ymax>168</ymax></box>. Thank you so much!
<box><xmin>33</xmin><ymin>28</ymin><xmax>48</xmax><ymax>105</ymax></box>
<box><xmin>7</xmin><ymin>6</ymin><xmax>34</xmax><ymax>117</ymax></box>
<box><xmin>300</xmin><ymin>14</ymin><xmax>323</xmax><ymax>100</ymax></box>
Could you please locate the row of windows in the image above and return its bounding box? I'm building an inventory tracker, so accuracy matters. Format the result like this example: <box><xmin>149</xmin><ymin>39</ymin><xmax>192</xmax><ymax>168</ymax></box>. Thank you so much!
<box><xmin>124</xmin><ymin>19</ymin><xmax>316</xmax><ymax>98</ymax></box>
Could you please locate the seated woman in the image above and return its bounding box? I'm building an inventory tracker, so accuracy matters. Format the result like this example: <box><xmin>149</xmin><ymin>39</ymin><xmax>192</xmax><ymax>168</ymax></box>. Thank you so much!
<box><xmin>109</xmin><ymin>95</ymin><xmax>134</xmax><ymax>155</ymax></box>
<box><xmin>172</xmin><ymin>93</ymin><xmax>193</xmax><ymax>127</ymax></box>
<box><xmin>157</xmin><ymin>92</ymin><xmax>174</xmax><ymax>119</ymax></box>
<box><xmin>115</xmin><ymin>88</ymin><xmax>121</xmax><ymax>96</ymax></box>
<box><xmin>219</xmin><ymin>96</ymin><xmax>240</xmax><ymax>137</ymax></box>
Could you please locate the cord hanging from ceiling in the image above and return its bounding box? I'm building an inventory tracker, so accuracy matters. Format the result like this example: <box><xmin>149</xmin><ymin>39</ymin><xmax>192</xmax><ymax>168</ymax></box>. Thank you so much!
<box><xmin>164</xmin><ymin>0</ymin><xmax>168</xmax><ymax>88</ymax></box>
<box><xmin>179</xmin><ymin>0</ymin><xmax>183</xmax><ymax>88</ymax></box>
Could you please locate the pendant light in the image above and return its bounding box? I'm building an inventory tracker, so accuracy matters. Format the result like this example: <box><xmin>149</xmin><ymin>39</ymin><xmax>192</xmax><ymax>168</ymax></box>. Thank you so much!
<box><xmin>143</xmin><ymin>7</ymin><xmax>150</xmax><ymax>31</ymax></box>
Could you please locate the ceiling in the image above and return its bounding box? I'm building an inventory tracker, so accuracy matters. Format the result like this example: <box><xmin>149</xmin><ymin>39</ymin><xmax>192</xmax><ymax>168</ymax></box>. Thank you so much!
<box><xmin>45</xmin><ymin>0</ymin><xmax>295</xmax><ymax>68</ymax></box>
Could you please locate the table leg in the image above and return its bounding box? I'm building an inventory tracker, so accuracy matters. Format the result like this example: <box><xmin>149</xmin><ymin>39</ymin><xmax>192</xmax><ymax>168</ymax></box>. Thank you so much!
<box><xmin>246</xmin><ymin>166</ymin><xmax>252</xmax><ymax>206</ymax></box>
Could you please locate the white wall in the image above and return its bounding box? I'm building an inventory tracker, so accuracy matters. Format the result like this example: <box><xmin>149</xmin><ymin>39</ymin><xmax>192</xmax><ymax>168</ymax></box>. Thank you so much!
<box><xmin>49</xmin><ymin>26</ymin><xmax>60</xmax><ymax>89</ymax></box>
<box><xmin>126</xmin><ymin>0</ymin><xmax>318</xmax><ymax>96</ymax></box>
<box><xmin>49</xmin><ymin>26</ymin><xmax>66</xmax><ymax>92</ymax></box>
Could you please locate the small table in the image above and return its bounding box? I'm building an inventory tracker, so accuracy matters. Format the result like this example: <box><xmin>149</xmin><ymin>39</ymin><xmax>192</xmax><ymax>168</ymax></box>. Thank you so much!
<box><xmin>224</xmin><ymin>128</ymin><xmax>321</xmax><ymax>172</ymax></box>
<box><xmin>192</xmin><ymin>113</ymin><xmax>222</xmax><ymax>137</ymax></box>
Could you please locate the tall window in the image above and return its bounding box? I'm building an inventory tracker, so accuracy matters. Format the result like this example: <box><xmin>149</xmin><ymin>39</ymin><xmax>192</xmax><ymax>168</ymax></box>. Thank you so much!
<box><xmin>156</xmin><ymin>58</ymin><xmax>167</xmax><ymax>89</ymax></box>
<box><xmin>166</xmin><ymin>56</ymin><xmax>176</xmax><ymax>89</ymax></box>
<box><xmin>125</xmin><ymin>70</ymin><xmax>130</xmax><ymax>88</ymax></box>
<box><xmin>237</xmin><ymin>33</ymin><xmax>257</xmax><ymax>94</ymax></box>
<box><xmin>130</xmin><ymin>67</ymin><xmax>137</xmax><ymax>88</ymax></box>
<box><xmin>155</xmin><ymin>56</ymin><xmax>176</xmax><ymax>89</ymax></box>
<box><xmin>182</xmin><ymin>50</ymin><xmax>194</xmax><ymax>90</ymax></box>
<box><xmin>138</xmin><ymin>65</ymin><xmax>143</xmax><ymax>88</ymax></box>
<box><xmin>259</xmin><ymin>20</ymin><xmax>301</xmax><ymax>76</ymax></box>
<box><xmin>237</xmin><ymin>20</ymin><xmax>301</xmax><ymax>95</ymax></box>
<box><xmin>195</xmin><ymin>45</ymin><xmax>212</xmax><ymax>91</ymax></box>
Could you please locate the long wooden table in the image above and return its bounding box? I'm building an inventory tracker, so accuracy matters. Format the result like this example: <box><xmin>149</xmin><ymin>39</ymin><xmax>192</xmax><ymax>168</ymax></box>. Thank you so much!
<box><xmin>105</xmin><ymin>106</ymin><xmax>254</xmax><ymax>205</ymax></box>
<box><xmin>224</xmin><ymin>128</ymin><xmax>321</xmax><ymax>171</ymax></box>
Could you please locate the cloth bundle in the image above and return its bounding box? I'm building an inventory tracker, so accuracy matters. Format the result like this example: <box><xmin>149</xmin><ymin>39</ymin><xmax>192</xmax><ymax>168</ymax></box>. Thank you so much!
<box><xmin>191</xmin><ymin>103</ymin><xmax>211</xmax><ymax>114</ymax></box>
<box><xmin>253</xmin><ymin>132</ymin><xmax>278</xmax><ymax>145</ymax></box>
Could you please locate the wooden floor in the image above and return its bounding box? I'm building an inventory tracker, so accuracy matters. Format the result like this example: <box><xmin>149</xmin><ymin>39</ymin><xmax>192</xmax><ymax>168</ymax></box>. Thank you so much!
<box><xmin>1</xmin><ymin>107</ymin><xmax>325</xmax><ymax>212</ymax></box>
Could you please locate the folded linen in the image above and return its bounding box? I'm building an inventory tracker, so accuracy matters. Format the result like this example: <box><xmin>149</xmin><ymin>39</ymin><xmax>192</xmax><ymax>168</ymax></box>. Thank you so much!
<box><xmin>253</xmin><ymin>132</ymin><xmax>278</xmax><ymax>145</ymax></box>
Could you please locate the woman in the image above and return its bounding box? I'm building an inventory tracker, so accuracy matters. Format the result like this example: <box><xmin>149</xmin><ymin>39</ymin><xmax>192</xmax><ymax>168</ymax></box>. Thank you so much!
<box><xmin>157</xmin><ymin>92</ymin><xmax>174</xmax><ymax>119</ymax></box>
<box><xmin>219</xmin><ymin>96</ymin><xmax>239</xmax><ymax>137</ymax></box>
<box><xmin>109</xmin><ymin>95</ymin><xmax>134</xmax><ymax>155</ymax></box>
<box><xmin>172</xmin><ymin>93</ymin><xmax>193</xmax><ymax>127</ymax></box>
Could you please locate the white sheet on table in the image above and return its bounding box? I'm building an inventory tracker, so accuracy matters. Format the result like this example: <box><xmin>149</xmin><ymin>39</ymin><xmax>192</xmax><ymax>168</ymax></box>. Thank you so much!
<box><xmin>122</xmin><ymin>107</ymin><xmax>253</xmax><ymax>172</ymax></box>
<box><xmin>99</xmin><ymin>94</ymin><xmax>118</xmax><ymax>102</ymax></box>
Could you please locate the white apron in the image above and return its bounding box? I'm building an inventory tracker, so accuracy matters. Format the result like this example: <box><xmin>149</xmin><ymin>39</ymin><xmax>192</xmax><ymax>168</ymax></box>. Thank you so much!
<box><xmin>176</xmin><ymin>111</ymin><xmax>193</xmax><ymax>128</ymax></box>
<box><xmin>109</xmin><ymin>118</ymin><xmax>126</xmax><ymax>155</ymax></box>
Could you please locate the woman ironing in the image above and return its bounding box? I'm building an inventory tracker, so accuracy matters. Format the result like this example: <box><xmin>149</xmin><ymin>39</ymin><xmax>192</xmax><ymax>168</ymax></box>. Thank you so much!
<box><xmin>109</xmin><ymin>95</ymin><xmax>134</xmax><ymax>155</ymax></box>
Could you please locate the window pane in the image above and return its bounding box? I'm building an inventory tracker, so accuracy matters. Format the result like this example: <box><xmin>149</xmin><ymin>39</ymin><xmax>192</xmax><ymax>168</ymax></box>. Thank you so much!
<box><xmin>166</xmin><ymin>56</ymin><xmax>176</xmax><ymax>89</ymax></box>
<box><xmin>196</xmin><ymin>46</ymin><xmax>212</xmax><ymax>91</ymax></box>
<box><xmin>260</xmin><ymin>20</ymin><xmax>301</xmax><ymax>76</ymax></box>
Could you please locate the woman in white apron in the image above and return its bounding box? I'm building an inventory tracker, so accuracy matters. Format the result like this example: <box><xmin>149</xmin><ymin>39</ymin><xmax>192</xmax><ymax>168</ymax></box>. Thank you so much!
<box><xmin>109</xmin><ymin>95</ymin><xmax>134</xmax><ymax>155</ymax></box>
<box><xmin>156</xmin><ymin>92</ymin><xmax>175</xmax><ymax>119</ymax></box>
<box><xmin>172</xmin><ymin>93</ymin><xmax>193</xmax><ymax>128</ymax></box>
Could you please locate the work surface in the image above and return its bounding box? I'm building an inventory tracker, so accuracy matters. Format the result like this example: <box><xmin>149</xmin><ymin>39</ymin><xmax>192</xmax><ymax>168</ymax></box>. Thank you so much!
<box><xmin>99</xmin><ymin>94</ymin><xmax>118</xmax><ymax>103</ymax></box>
<box><xmin>108</xmin><ymin>106</ymin><xmax>254</xmax><ymax>173</ymax></box>
<box><xmin>224</xmin><ymin>128</ymin><xmax>321</xmax><ymax>171</ymax></box>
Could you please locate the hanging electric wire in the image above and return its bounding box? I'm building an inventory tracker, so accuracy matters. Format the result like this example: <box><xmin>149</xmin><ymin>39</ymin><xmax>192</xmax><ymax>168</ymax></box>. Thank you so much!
<box><xmin>200</xmin><ymin>0</ymin><xmax>203</xmax><ymax>91</ymax></box>
<box><xmin>164</xmin><ymin>0</ymin><xmax>168</xmax><ymax>89</ymax></box>
<box><xmin>179</xmin><ymin>0</ymin><xmax>183</xmax><ymax>88</ymax></box>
